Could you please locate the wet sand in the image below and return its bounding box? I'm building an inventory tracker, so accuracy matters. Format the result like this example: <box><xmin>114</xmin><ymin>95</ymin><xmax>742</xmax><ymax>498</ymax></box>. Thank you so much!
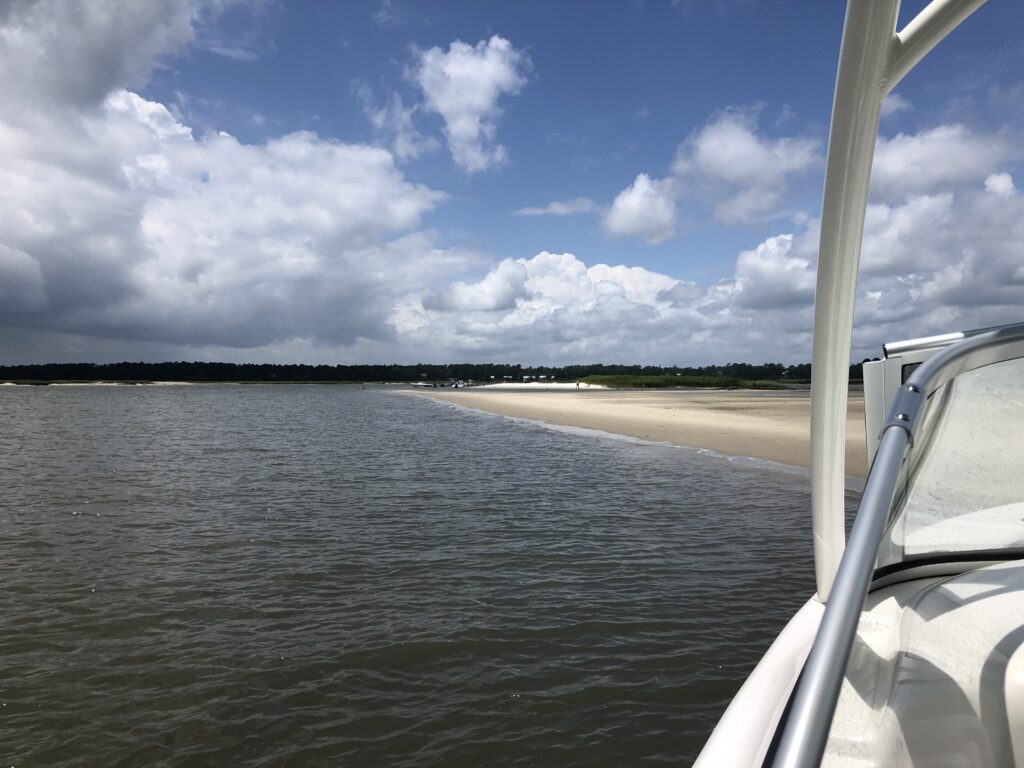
<box><xmin>409</xmin><ymin>388</ymin><xmax>869</xmax><ymax>478</ymax></box>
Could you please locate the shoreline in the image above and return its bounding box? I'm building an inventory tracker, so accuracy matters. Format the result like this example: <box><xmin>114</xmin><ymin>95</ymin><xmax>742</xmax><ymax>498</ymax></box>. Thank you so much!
<box><xmin>406</xmin><ymin>387</ymin><xmax>869</xmax><ymax>479</ymax></box>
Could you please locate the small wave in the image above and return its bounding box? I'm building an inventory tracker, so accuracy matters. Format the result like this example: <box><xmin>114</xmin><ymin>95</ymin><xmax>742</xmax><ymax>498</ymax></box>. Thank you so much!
<box><xmin>416</xmin><ymin>395</ymin><xmax>865</xmax><ymax>486</ymax></box>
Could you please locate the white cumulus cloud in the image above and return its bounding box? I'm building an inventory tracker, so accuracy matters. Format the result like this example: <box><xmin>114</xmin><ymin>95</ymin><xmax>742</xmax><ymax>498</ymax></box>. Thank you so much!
<box><xmin>602</xmin><ymin>174</ymin><xmax>677</xmax><ymax>244</ymax></box>
<box><xmin>843</xmin><ymin>179</ymin><xmax>1023</xmax><ymax>355</ymax></box>
<box><xmin>0</xmin><ymin>88</ymin><xmax>454</xmax><ymax>348</ymax></box>
<box><xmin>0</xmin><ymin>2</ymin><xmax>475</xmax><ymax>359</ymax></box>
<box><xmin>985</xmin><ymin>172</ymin><xmax>1016</xmax><ymax>198</ymax></box>
<box><xmin>880</xmin><ymin>93</ymin><xmax>912</xmax><ymax>118</ymax></box>
<box><xmin>672</xmin><ymin>111</ymin><xmax>820</xmax><ymax>224</ymax></box>
<box><xmin>393</xmin><ymin>252</ymin><xmax>686</xmax><ymax>360</ymax></box>
<box><xmin>413</xmin><ymin>35</ymin><xmax>529</xmax><ymax>173</ymax></box>
<box><xmin>602</xmin><ymin>110</ymin><xmax>820</xmax><ymax>245</ymax></box>
<box><xmin>424</xmin><ymin>259</ymin><xmax>528</xmax><ymax>312</ymax></box>
<box><xmin>871</xmin><ymin>124</ymin><xmax>1010</xmax><ymax>200</ymax></box>
<box><xmin>0</xmin><ymin>1</ymin><xmax>195</xmax><ymax>112</ymax></box>
<box><xmin>396</xmin><ymin>153</ymin><xmax>1024</xmax><ymax>365</ymax></box>
<box><xmin>732</xmin><ymin>235</ymin><xmax>815</xmax><ymax>310</ymax></box>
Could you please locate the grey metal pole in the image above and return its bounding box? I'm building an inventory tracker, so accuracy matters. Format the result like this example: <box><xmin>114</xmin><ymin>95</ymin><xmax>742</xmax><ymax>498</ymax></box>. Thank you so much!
<box><xmin>772</xmin><ymin>427</ymin><xmax>908</xmax><ymax>768</ymax></box>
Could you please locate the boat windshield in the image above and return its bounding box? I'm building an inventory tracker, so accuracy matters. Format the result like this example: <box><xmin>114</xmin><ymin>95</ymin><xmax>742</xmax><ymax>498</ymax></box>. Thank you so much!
<box><xmin>877</xmin><ymin>355</ymin><xmax>1024</xmax><ymax>569</ymax></box>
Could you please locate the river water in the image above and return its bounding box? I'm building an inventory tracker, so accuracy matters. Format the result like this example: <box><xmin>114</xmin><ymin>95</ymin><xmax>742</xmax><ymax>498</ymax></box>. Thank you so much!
<box><xmin>0</xmin><ymin>384</ymin><xmax>860</xmax><ymax>766</ymax></box>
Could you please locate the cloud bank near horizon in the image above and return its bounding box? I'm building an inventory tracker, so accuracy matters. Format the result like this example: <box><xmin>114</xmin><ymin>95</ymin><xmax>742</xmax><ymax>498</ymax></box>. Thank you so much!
<box><xmin>0</xmin><ymin>0</ymin><xmax>1021</xmax><ymax>366</ymax></box>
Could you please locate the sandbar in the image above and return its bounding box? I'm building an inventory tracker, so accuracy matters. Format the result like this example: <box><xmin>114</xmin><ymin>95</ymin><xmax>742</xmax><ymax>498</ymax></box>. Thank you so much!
<box><xmin>409</xmin><ymin>387</ymin><xmax>868</xmax><ymax>478</ymax></box>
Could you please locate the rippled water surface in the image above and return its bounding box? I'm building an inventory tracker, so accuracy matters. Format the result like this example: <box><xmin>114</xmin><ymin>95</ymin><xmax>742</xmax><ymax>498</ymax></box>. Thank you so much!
<box><xmin>1</xmin><ymin>385</ymin><xmax>859</xmax><ymax>766</ymax></box>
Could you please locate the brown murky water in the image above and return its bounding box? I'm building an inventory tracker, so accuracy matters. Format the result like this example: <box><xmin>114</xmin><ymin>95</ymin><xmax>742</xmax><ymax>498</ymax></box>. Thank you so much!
<box><xmin>1</xmin><ymin>384</ymin><xmax>859</xmax><ymax>766</ymax></box>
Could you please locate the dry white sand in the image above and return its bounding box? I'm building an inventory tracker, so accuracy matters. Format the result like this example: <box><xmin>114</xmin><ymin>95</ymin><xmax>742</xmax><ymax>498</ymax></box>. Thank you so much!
<box><xmin>408</xmin><ymin>387</ymin><xmax>868</xmax><ymax>478</ymax></box>
<box><xmin>474</xmin><ymin>381</ymin><xmax>606</xmax><ymax>390</ymax></box>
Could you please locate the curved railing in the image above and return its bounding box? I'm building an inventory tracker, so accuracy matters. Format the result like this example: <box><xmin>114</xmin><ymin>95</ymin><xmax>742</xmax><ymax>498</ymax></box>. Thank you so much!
<box><xmin>772</xmin><ymin>322</ymin><xmax>1024</xmax><ymax>768</ymax></box>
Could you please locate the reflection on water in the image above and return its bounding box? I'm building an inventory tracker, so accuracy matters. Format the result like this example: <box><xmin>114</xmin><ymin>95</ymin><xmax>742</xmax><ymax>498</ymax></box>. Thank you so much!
<box><xmin>0</xmin><ymin>385</ymin><xmax>859</xmax><ymax>766</ymax></box>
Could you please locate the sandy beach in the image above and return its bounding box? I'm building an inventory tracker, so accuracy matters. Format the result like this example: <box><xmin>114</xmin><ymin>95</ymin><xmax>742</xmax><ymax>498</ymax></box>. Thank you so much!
<box><xmin>409</xmin><ymin>387</ymin><xmax>868</xmax><ymax>478</ymax></box>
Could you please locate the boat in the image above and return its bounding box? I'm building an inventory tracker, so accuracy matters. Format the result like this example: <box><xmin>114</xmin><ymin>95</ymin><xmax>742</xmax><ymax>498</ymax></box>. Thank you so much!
<box><xmin>693</xmin><ymin>1</ymin><xmax>1024</xmax><ymax>765</ymax></box>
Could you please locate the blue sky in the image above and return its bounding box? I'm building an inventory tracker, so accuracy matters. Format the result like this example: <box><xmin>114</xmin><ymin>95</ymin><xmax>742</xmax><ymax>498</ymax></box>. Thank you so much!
<box><xmin>0</xmin><ymin>1</ymin><xmax>1021</xmax><ymax>364</ymax></box>
<box><xmin>151</xmin><ymin>1</ymin><xmax>845</xmax><ymax>279</ymax></box>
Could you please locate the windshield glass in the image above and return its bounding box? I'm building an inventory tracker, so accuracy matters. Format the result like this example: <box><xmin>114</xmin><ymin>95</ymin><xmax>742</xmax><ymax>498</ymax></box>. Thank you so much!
<box><xmin>878</xmin><ymin>355</ymin><xmax>1024</xmax><ymax>567</ymax></box>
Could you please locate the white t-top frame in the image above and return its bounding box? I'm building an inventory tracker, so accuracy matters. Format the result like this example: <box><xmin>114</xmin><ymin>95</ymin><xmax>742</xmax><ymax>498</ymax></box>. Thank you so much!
<box><xmin>810</xmin><ymin>0</ymin><xmax>987</xmax><ymax>602</ymax></box>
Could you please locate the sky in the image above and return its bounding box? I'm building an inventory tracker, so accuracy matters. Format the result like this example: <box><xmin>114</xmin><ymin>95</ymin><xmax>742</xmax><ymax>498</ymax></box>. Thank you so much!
<box><xmin>0</xmin><ymin>0</ymin><xmax>1022</xmax><ymax>366</ymax></box>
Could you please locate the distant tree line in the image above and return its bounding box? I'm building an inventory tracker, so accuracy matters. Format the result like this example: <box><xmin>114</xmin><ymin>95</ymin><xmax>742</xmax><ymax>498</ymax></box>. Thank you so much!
<box><xmin>0</xmin><ymin>360</ymin><xmax>864</xmax><ymax>383</ymax></box>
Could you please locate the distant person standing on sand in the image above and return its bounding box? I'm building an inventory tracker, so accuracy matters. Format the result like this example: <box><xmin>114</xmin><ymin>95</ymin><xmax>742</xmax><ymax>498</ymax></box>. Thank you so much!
<box><xmin>576</xmin><ymin>381</ymin><xmax>580</xmax><ymax>389</ymax></box>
